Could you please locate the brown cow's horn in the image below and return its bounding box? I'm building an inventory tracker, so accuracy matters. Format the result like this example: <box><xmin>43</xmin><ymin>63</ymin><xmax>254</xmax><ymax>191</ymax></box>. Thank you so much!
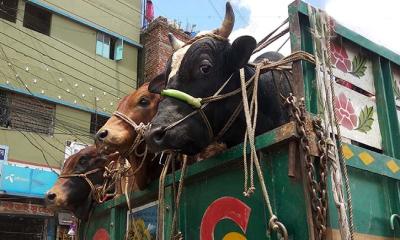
<box><xmin>168</xmin><ymin>33</ymin><xmax>185</xmax><ymax>51</ymax></box>
<box><xmin>215</xmin><ymin>2</ymin><xmax>235</xmax><ymax>38</ymax></box>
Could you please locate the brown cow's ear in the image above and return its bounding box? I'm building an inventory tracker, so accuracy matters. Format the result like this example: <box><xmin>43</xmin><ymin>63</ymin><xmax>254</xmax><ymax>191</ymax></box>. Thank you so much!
<box><xmin>148</xmin><ymin>73</ymin><xmax>166</xmax><ymax>94</ymax></box>
<box><xmin>229</xmin><ymin>36</ymin><xmax>256</xmax><ymax>70</ymax></box>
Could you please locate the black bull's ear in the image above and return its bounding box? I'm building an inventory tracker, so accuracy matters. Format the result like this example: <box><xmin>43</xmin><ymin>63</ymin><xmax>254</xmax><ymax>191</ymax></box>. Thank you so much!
<box><xmin>229</xmin><ymin>36</ymin><xmax>257</xmax><ymax>70</ymax></box>
<box><xmin>148</xmin><ymin>73</ymin><xmax>166</xmax><ymax>94</ymax></box>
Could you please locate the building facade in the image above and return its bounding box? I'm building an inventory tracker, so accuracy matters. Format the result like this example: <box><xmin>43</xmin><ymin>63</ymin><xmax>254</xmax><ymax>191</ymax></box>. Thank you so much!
<box><xmin>0</xmin><ymin>0</ymin><xmax>142</xmax><ymax>239</ymax></box>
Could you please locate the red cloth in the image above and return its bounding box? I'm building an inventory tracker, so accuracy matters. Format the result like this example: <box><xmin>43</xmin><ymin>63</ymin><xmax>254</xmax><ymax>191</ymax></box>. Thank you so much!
<box><xmin>145</xmin><ymin>0</ymin><xmax>154</xmax><ymax>22</ymax></box>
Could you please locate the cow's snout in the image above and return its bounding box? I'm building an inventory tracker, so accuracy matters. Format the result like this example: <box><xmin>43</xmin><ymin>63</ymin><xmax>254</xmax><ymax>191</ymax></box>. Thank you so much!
<box><xmin>46</xmin><ymin>191</ymin><xmax>56</xmax><ymax>202</ymax></box>
<box><xmin>95</xmin><ymin>129</ymin><xmax>109</xmax><ymax>142</ymax></box>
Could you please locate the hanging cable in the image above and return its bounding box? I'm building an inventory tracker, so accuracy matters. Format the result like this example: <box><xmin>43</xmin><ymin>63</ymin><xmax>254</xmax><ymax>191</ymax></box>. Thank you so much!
<box><xmin>0</xmin><ymin>17</ymin><xmax>139</xmax><ymax>86</ymax></box>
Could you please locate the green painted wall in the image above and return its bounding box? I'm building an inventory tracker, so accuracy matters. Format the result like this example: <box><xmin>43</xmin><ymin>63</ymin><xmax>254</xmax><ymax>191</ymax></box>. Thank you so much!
<box><xmin>51</xmin><ymin>14</ymin><xmax>96</xmax><ymax>54</ymax></box>
<box><xmin>38</xmin><ymin>0</ymin><xmax>141</xmax><ymax>42</ymax></box>
<box><xmin>0</xmin><ymin>104</ymin><xmax>93</xmax><ymax>168</ymax></box>
<box><xmin>0</xmin><ymin>0</ymin><xmax>138</xmax><ymax>114</ymax></box>
<box><xmin>0</xmin><ymin>0</ymin><xmax>141</xmax><ymax>168</ymax></box>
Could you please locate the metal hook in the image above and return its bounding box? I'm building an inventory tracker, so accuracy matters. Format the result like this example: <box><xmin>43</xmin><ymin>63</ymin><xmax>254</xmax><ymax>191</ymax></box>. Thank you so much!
<box><xmin>390</xmin><ymin>214</ymin><xmax>400</xmax><ymax>230</ymax></box>
<box><xmin>268</xmin><ymin>215</ymin><xmax>289</xmax><ymax>240</ymax></box>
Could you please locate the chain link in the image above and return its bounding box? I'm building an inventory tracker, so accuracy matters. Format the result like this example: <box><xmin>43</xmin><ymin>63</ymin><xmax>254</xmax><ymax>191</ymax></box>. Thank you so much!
<box><xmin>285</xmin><ymin>94</ymin><xmax>328</xmax><ymax>239</ymax></box>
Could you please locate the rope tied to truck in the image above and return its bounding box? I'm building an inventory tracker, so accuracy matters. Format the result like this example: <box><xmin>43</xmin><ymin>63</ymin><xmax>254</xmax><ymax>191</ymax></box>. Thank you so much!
<box><xmin>307</xmin><ymin>5</ymin><xmax>354</xmax><ymax>240</ymax></box>
<box><xmin>160</xmin><ymin>33</ymin><xmax>317</xmax><ymax>240</ymax></box>
<box><xmin>158</xmin><ymin>16</ymin><xmax>354</xmax><ymax>239</ymax></box>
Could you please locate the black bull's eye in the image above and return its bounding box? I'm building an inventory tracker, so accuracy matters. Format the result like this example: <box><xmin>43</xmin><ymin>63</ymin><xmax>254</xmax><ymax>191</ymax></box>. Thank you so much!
<box><xmin>200</xmin><ymin>63</ymin><xmax>212</xmax><ymax>74</ymax></box>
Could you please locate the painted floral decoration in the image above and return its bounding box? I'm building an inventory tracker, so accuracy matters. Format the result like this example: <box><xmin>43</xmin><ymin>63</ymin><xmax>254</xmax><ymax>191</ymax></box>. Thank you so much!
<box><xmin>334</xmin><ymin>93</ymin><xmax>357</xmax><ymax>130</ymax></box>
<box><xmin>330</xmin><ymin>44</ymin><xmax>352</xmax><ymax>73</ymax></box>
<box><xmin>334</xmin><ymin>92</ymin><xmax>375</xmax><ymax>133</ymax></box>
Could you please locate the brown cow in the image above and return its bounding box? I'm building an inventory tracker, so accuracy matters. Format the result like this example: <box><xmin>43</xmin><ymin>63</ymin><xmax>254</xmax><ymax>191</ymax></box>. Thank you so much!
<box><xmin>95</xmin><ymin>81</ymin><xmax>162</xmax><ymax>190</ymax></box>
<box><xmin>45</xmin><ymin>145</ymin><xmax>118</xmax><ymax>219</ymax></box>
<box><xmin>47</xmin><ymin>83</ymin><xmax>163</xmax><ymax>219</ymax></box>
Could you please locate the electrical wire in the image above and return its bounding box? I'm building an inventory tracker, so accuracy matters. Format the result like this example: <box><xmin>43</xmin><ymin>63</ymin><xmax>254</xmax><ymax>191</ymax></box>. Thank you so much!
<box><xmin>0</xmin><ymin>3</ymin><xmax>129</xmax><ymax>149</ymax></box>
<box><xmin>0</xmin><ymin>17</ymin><xmax>139</xmax><ymax>84</ymax></box>
<box><xmin>0</xmin><ymin>59</ymin><xmax>115</xmax><ymax>110</ymax></box>
<box><xmin>0</xmin><ymin>36</ymin><xmax>131</xmax><ymax>97</ymax></box>
<box><xmin>19</xmin><ymin>131</ymin><xmax>61</xmax><ymax>174</ymax></box>
<box><xmin>0</xmin><ymin>1</ymin><xmax>137</xmax><ymax>173</ymax></box>
<box><xmin>0</xmin><ymin>11</ymin><xmax>126</xmax><ymax>123</ymax></box>
<box><xmin>81</xmin><ymin>0</ymin><xmax>142</xmax><ymax>30</ymax></box>
<box><xmin>276</xmin><ymin>36</ymin><xmax>290</xmax><ymax>52</ymax></box>
<box><xmin>40</xmin><ymin>0</ymin><xmax>143</xmax><ymax>33</ymax></box>
<box><xmin>207</xmin><ymin>0</ymin><xmax>223</xmax><ymax>21</ymax></box>
<box><xmin>115</xmin><ymin>0</ymin><xmax>144</xmax><ymax>16</ymax></box>
<box><xmin>0</xmin><ymin>92</ymin><xmax>100</xmax><ymax>143</ymax></box>
<box><xmin>0</xmin><ymin>95</ymin><xmax>109</xmax><ymax>134</ymax></box>
<box><xmin>0</xmin><ymin>127</ymin><xmax>93</xmax><ymax>137</ymax></box>
<box><xmin>0</xmin><ymin>45</ymin><xmax>92</xmax><ymax>155</ymax></box>
<box><xmin>0</xmin><ymin>82</ymin><xmax>110</xmax><ymax>138</ymax></box>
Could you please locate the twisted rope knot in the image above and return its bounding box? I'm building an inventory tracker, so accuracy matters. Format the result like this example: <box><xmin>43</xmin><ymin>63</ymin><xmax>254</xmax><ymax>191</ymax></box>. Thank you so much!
<box><xmin>243</xmin><ymin>186</ymin><xmax>256</xmax><ymax>197</ymax></box>
<box><xmin>268</xmin><ymin>215</ymin><xmax>279</xmax><ymax>230</ymax></box>
<box><xmin>134</xmin><ymin>122</ymin><xmax>150</xmax><ymax>135</ymax></box>
<box><xmin>113</xmin><ymin>111</ymin><xmax>149</xmax><ymax>134</ymax></box>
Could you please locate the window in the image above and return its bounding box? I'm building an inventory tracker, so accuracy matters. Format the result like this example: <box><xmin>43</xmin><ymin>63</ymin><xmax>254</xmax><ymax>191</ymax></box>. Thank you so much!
<box><xmin>0</xmin><ymin>0</ymin><xmax>18</xmax><ymax>23</ymax></box>
<box><xmin>96</xmin><ymin>32</ymin><xmax>123</xmax><ymax>60</ymax></box>
<box><xmin>0</xmin><ymin>90</ymin><xmax>55</xmax><ymax>135</ymax></box>
<box><xmin>90</xmin><ymin>113</ymin><xmax>109</xmax><ymax>134</ymax></box>
<box><xmin>23</xmin><ymin>2</ymin><xmax>51</xmax><ymax>35</ymax></box>
<box><xmin>10</xmin><ymin>93</ymin><xmax>55</xmax><ymax>135</ymax></box>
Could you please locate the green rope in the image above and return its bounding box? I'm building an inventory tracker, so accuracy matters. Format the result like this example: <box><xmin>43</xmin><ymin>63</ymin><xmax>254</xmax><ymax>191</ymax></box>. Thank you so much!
<box><xmin>161</xmin><ymin>89</ymin><xmax>202</xmax><ymax>108</ymax></box>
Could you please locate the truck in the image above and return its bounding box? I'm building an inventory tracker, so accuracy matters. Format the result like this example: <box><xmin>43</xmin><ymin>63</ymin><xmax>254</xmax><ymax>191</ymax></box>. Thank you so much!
<box><xmin>80</xmin><ymin>1</ymin><xmax>400</xmax><ymax>239</ymax></box>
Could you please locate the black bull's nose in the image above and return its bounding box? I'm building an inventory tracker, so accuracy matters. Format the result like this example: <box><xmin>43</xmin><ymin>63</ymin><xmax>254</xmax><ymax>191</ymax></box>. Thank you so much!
<box><xmin>145</xmin><ymin>126</ymin><xmax>167</xmax><ymax>152</ymax></box>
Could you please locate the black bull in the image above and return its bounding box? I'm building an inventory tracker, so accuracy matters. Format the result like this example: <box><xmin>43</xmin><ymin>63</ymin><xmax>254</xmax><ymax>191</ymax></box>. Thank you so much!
<box><xmin>145</xmin><ymin>37</ymin><xmax>291</xmax><ymax>155</ymax></box>
<box><xmin>144</xmin><ymin>2</ymin><xmax>292</xmax><ymax>155</ymax></box>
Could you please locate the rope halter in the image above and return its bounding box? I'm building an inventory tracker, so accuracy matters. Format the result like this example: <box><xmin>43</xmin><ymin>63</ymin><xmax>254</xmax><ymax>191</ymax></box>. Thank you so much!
<box><xmin>113</xmin><ymin>111</ymin><xmax>149</xmax><ymax>135</ymax></box>
<box><xmin>59</xmin><ymin>167</ymin><xmax>107</xmax><ymax>203</ymax></box>
<box><xmin>112</xmin><ymin>111</ymin><xmax>150</xmax><ymax>157</ymax></box>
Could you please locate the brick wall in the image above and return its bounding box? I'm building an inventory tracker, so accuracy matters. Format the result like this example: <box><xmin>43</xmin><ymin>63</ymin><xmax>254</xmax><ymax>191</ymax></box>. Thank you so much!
<box><xmin>141</xmin><ymin>17</ymin><xmax>191</xmax><ymax>83</ymax></box>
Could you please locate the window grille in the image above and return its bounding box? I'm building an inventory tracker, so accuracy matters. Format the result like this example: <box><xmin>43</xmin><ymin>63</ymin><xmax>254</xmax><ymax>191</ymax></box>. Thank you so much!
<box><xmin>0</xmin><ymin>0</ymin><xmax>18</xmax><ymax>23</ymax></box>
<box><xmin>8</xmin><ymin>92</ymin><xmax>55</xmax><ymax>135</ymax></box>
<box><xmin>0</xmin><ymin>90</ymin><xmax>10</xmax><ymax>127</ymax></box>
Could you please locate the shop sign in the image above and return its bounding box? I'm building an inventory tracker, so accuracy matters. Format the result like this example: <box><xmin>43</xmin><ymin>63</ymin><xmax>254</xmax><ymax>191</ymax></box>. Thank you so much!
<box><xmin>0</xmin><ymin>163</ymin><xmax>58</xmax><ymax>197</ymax></box>
<box><xmin>0</xmin><ymin>201</ymin><xmax>53</xmax><ymax>216</ymax></box>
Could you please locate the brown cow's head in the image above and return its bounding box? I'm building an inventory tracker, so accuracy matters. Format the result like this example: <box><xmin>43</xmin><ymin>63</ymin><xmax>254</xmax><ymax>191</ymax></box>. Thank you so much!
<box><xmin>95</xmin><ymin>82</ymin><xmax>162</xmax><ymax>155</ymax></box>
<box><xmin>46</xmin><ymin>146</ymin><xmax>117</xmax><ymax>219</ymax></box>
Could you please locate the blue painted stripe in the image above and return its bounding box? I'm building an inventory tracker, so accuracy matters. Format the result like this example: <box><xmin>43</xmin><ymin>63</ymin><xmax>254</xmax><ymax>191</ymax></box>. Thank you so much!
<box><xmin>27</xmin><ymin>0</ymin><xmax>143</xmax><ymax>49</ymax></box>
<box><xmin>0</xmin><ymin>83</ymin><xmax>110</xmax><ymax>117</ymax></box>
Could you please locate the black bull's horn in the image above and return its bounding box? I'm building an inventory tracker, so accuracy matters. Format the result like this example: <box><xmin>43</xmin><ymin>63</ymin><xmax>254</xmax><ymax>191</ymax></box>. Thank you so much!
<box><xmin>214</xmin><ymin>2</ymin><xmax>235</xmax><ymax>38</ymax></box>
<box><xmin>168</xmin><ymin>33</ymin><xmax>185</xmax><ymax>51</ymax></box>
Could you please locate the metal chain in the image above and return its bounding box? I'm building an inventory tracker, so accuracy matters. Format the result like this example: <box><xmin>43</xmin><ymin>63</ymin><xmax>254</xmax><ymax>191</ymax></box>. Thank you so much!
<box><xmin>285</xmin><ymin>94</ymin><xmax>328</xmax><ymax>239</ymax></box>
